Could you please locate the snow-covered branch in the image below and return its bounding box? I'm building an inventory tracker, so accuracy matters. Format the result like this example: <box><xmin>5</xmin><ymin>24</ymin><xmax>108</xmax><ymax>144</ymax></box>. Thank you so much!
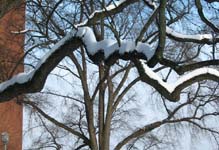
<box><xmin>79</xmin><ymin>27</ymin><xmax>154</xmax><ymax>60</ymax></box>
<box><xmin>136</xmin><ymin>60</ymin><xmax>219</xmax><ymax>102</ymax></box>
<box><xmin>166</xmin><ymin>27</ymin><xmax>219</xmax><ymax>44</ymax></box>
<box><xmin>0</xmin><ymin>26</ymin><xmax>154</xmax><ymax>102</ymax></box>
<box><xmin>0</xmin><ymin>31</ymin><xmax>82</xmax><ymax>102</ymax></box>
<box><xmin>145</xmin><ymin>1</ymin><xmax>219</xmax><ymax>44</ymax></box>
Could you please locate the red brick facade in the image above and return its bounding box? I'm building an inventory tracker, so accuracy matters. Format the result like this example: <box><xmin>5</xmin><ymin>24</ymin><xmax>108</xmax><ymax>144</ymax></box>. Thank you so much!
<box><xmin>0</xmin><ymin>3</ymin><xmax>25</xmax><ymax>150</ymax></box>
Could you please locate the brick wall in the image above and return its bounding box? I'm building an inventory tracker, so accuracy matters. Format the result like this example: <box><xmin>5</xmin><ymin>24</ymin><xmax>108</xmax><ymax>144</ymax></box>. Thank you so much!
<box><xmin>0</xmin><ymin>3</ymin><xmax>25</xmax><ymax>150</ymax></box>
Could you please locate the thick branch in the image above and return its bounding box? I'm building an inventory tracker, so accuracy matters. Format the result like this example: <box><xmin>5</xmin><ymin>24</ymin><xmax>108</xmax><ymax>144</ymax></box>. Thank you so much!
<box><xmin>167</xmin><ymin>25</ymin><xmax>219</xmax><ymax>45</ymax></box>
<box><xmin>0</xmin><ymin>26</ymin><xmax>153</xmax><ymax>102</ymax></box>
<box><xmin>205</xmin><ymin>0</ymin><xmax>219</xmax><ymax>2</ymax></box>
<box><xmin>166</xmin><ymin>27</ymin><xmax>219</xmax><ymax>44</ymax></box>
<box><xmin>147</xmin><ymin>0</ymin><xmax>166</xmax><ymax>67</ymax></box>
<box><xmin>135</xmin><ymin>60</ymin><xmax>219</xmax><ymax>102</ymax></box>
<box><xmin>160</xmin><ymin>58</ymin><xmax>219</xmax><ymax>75</ymax></box>
<box><xmin>0</xmin><ymin>33</ymin><xmax>82</xmax><ymax>102</ymax></box>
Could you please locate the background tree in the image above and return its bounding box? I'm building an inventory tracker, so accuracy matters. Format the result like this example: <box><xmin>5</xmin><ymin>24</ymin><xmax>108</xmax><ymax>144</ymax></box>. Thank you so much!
<box><xmin>0</xmin><ymin>0</ymin><xmax>219</xmax><ymax>150</ymax></box>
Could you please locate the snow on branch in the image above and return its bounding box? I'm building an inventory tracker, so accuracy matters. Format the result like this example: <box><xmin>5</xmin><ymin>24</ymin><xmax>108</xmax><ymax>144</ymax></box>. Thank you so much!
<box><xmin>136</xmin><ymin>60</ymin><xmax>219</xmax><ymax>102</ymax></box>
<box><xmin>146</xmin><ymin>1</ymin><xmax>219</xmax><ymax>44</ymax></box>
<box><xmin>0</xmin><ymin>26</ymin><xmax>154</xmax><ymax>102</ymax></box>
<box><xmin>166</xmin><ymin>27</ymin><xmax>219</xmax><ymax>44</ymax></box>
<box><xmin>143</xmin><ymin>0</ymin><xmax>157</xmax><ymax>9</ymax></box>
<box><xmin>0</xmin><ymin>30</ymin><xmax>82</xmax><ymax>102</ymax></box>
<box><xmin>78</xmin><ymin>27</ymin><xmax>154</xmax><ymax>60</ymax></box>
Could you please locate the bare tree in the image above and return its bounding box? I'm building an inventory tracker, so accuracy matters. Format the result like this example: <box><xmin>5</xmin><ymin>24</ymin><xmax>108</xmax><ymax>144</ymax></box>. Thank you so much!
<box><xmin>0</xmin><ymin>0</ymin><xmax>219</xmax><ymax>150</ymax></box>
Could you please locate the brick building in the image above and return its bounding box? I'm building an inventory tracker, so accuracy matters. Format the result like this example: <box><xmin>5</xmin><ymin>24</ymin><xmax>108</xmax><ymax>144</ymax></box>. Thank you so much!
<box><xmin>0</xmin><ymin>3</ymin><xmax>25</xmax><ymax>150</ymax></box>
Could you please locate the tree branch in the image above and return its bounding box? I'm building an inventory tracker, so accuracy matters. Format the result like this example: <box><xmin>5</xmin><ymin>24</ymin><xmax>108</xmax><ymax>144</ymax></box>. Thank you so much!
<box><xmin>22</xmin><ymin>99</ymin><xmax>90</xmax><ymax>146</ymax></box>
<box><xmin>160</xmin><ymin>58</ymin><xmax>219</xmax><ymax>75</ymax></box>
<box><xmin>0</xmin><ymin>34</ymin><xmax>82</xmax><ymax>102</ymax></box>
<box><xmin>114</xmin><ymin>120</ymin><xmax>164</xmax><ymax>150</ymax></box>
<box><xmin>147</xmin><ymin>0</ymin><xmax>167</xmax><ymax>67</ymax></box>
<box><xmin>135</xmin><ymin>60</ymin><xmax>219</xmax><ymax>102</ymax></box>
<box><xmin>204</xmin><ymin>0</ymin><xmax>219</xmax><ymax>2</ymax></box>
<box><xmin>195</xmin><ymin>0</ymin><xmax>219</xmax><ymax>33</ymax></box>
<box><xmin>77</xmin><ymin>0</ymin><xmax>139</xmax><ymax>27</ymax></box>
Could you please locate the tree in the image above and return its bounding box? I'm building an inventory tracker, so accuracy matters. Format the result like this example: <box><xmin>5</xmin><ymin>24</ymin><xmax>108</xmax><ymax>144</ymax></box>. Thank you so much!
<box><xmin>0</xmin><ymin>0</ymin><xmax>219</xmax><ymax>149</ymax></box>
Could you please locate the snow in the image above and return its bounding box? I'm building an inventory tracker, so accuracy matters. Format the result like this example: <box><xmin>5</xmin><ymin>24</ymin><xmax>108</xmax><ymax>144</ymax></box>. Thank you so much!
<box><xmin>37</xmin><ymin>30</ymin><xmax>77</xmax><ymax>69</ymax></box>
<box><xmin>106</xmin><ymin>0</ymin><xmax>126</xmax><ymax>11</ymax></box>
<box><xmin>0</xmin><ymin>72</ymin><xmax>32</xmax><ymax>92</ymax></box>
<box><xmin>144</xmin><ymin>0</ymin><xmax>157</xmax><ymax>8</ymax></box>
<box><xmin>140</xmin><ymin>60</ymin><xmax>219</xmax><ymax>93</ymax></box>
<box><xmin>166</xmin><ymin>27</ymin><xmax>213</xmax><ymax>41</ymax></box>
<box><xmin>136</xmin><ymin>42</ymin><xmax>154</xmax><ymax>60</ymax></box>
<box><xmin>140</xmin><ymin>61</ymin><xmax>173</xmax><ymax>92</ymax></box>
<box><xmin>173</xmin><ymin>67</ymin><xmax>219</xmax><ymax>87</ymax></box>
<box><xmin>78</xmin><ymin>27</ymin><xmax>154</xmax><ymax>59</ymax></box>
